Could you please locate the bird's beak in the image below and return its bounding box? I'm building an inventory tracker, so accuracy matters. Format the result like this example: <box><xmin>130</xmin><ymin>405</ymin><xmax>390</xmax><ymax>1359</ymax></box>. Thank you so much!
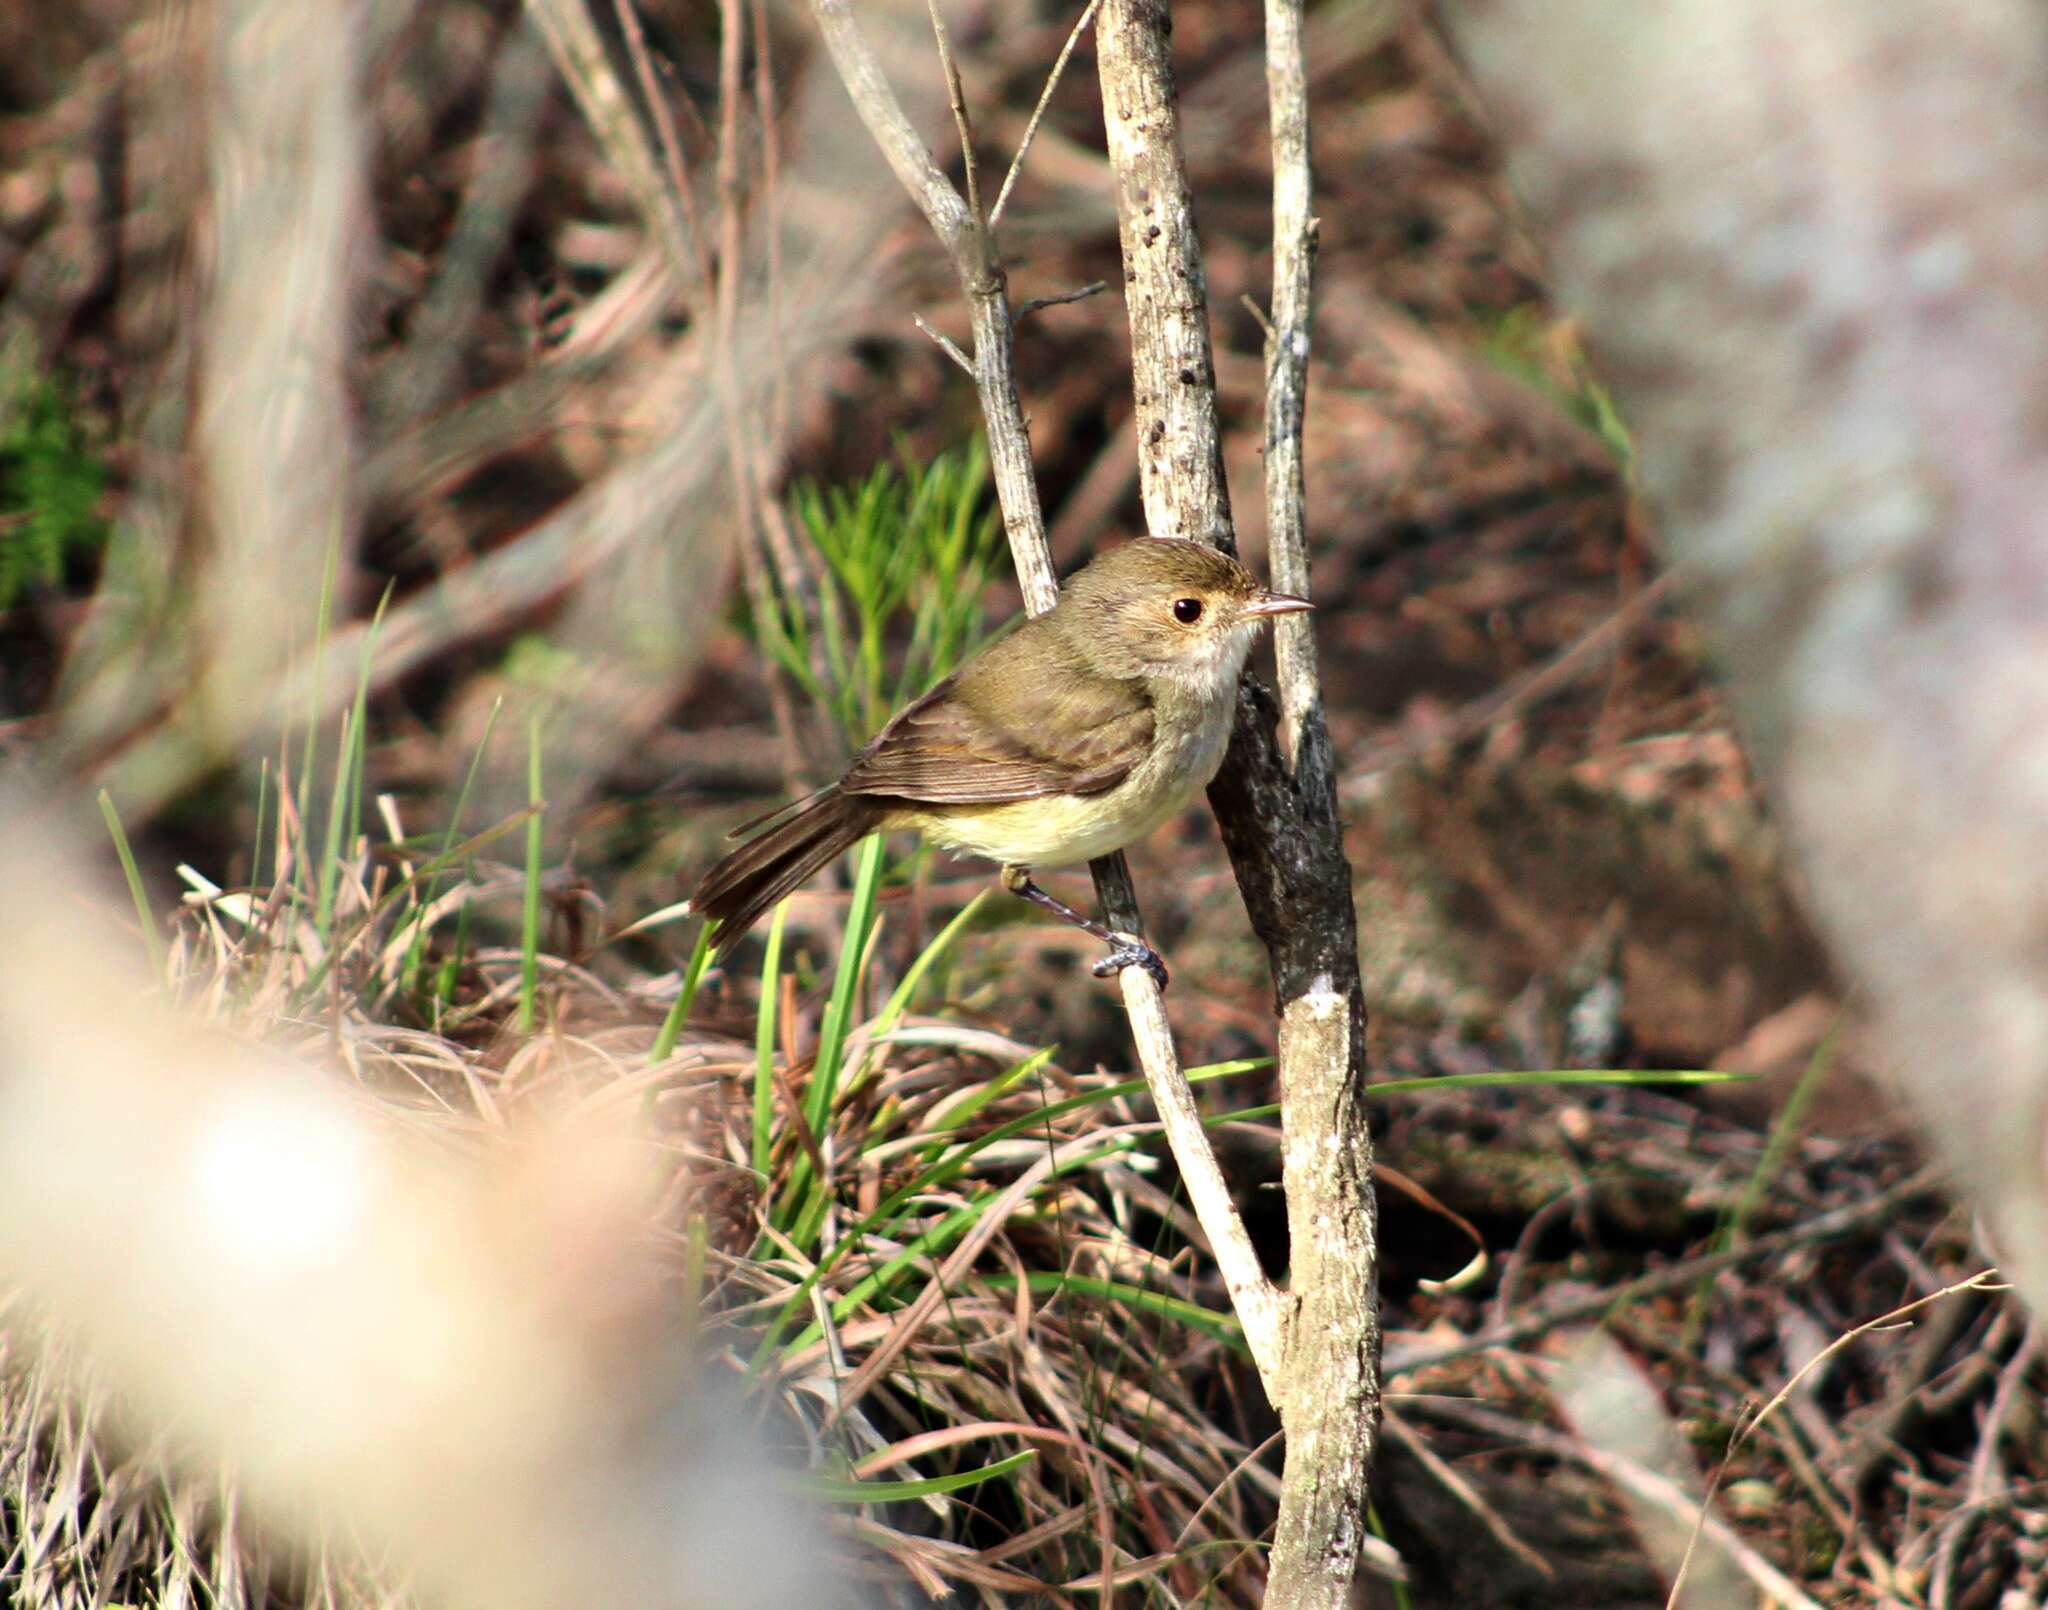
<box><xmin>1243</xmin><ymin>590</ymin><xmax>1315</xmax><ymax>618</ymax></box>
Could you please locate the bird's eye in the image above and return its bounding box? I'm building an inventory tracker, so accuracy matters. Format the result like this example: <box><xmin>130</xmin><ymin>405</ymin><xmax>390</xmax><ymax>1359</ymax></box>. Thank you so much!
<box><xmin>1172</xmin><ymin>597</ymin><xmax>1204</xmax><ymax>624</ymax></box>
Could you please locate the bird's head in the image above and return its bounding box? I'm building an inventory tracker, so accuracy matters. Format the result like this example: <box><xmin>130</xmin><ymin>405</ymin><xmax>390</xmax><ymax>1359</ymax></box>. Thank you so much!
<box><xmin>1058</xmin><ymin>538</ymin><xmax>1313</xmax><ymax>691</ymax></box>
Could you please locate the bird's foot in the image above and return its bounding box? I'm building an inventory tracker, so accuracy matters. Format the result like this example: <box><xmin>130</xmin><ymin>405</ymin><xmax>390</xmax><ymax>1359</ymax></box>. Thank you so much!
<box><xmin>1091</xmin><ymin>935</ymin><xmax>1169</xmax><ymax>990</ymax></box>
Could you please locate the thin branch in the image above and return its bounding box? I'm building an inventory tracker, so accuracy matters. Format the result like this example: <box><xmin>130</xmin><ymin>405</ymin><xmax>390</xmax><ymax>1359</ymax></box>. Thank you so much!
<box><xmin>923</xmin><ymin>0</ymin><xmax>982</xmax><ymax>223</ymax></box>
<box><xmin>1261</xmin><ymin>0</ymin><xmax>1320</xmax><ymax>757</ymax></box>
<box><xmin>808</xmin><ymin>0</ymin><xmax>971</xmax><ymax>255</ymax></box>
<box><xmin>1119</xmin><ymin>973</ymin><xmax>1285</xmax><ymax>1383</ymax></box>
<box><xmin>611</xmin><ymin>0</ymin><xmax>715</xmax><ymax>293</ymax></box>
<box><xmin>1015</xmin><ymin>279</ymin><xmax>1107</xmax><ymax>320</ymax></box>
<box><xmin>747</xmin><ymin>0</ymin><xmax>791</xmax><ymax>445</ymax></box>
<box><xmin>990</xmin><ymin>0</ymin><xmax>1104</xmax><ymax>229</ymax></box>
<box><xmin>911</xmin><ymin>313</ymin><xmax>976</xmax><ymax>376</ymax></box>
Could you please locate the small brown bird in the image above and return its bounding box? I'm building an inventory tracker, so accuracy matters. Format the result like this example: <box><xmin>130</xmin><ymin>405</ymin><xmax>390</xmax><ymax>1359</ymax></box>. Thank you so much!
<box><xmin>689</xmin><ymin>538</ymin><xmax>1312</xmax><ymax>983</ymax></box>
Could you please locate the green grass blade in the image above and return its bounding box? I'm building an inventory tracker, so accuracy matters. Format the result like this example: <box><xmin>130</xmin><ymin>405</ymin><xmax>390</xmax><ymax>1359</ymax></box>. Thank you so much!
<box><xmin>754</xmin><ymin>1061</ymin><xmax>1744</xmax><ymax>1369</ymax></box>
<box><xmin>917</xmin><ymin>1046</ymin><xmax>1056</xmax><ymax>1155</ymax></box>
<box><xmin>1365</xmin><ymin>1067</ymin><xmax>1751</xmax><ymax>1098</ymax></box>
<box><xmin>835</xmin><ymin>889</ymin><xmax>989</xmax><ymax>1105</ymax></box>
<box><xmin>294</xmin><ymin>804</ymin><xmax>536</xmax><ymax>1009</ymax></box>
<box><xmin>984</xmin><ymin>1272</ymin><xmax>1244</xmax><ymax>1349</ymax></box>
<box><xmin>766</xmin><ymin>1135</ymin><xmax>1146</xmax><ymax>1364</ymax></box>
<box><xmin>798</xmin><ymin>1450</ymin><xmax>1036</xmax><ymax>1504</ymax></box>
<box><xmin>778</xmin><ymin>837</ymin><xmax>888</xmax><ymax>1239</ymax></box>
<box><xmin>807</xmin><ymin>834</ymin><xmax>886</xmax><ymax>1135</ymax></box>
<box><xmin>1207</xmin><ymin>1066</ymin><xmax>1753</xmax><ymax>1128</ymax></box>
<box><xmin>1684</xmin><ymin>1013</ymin><xmax>1844</xmax><ymax>1343</ymax></box>
<box><xmin>871</xmin><ymin>890</ymin><xmax>986</xmax><ymax>1039</ymax></box>
<box><xmin>650</xmin><ymin>921</ymin><xmax>715</xmax><ymax>1066</ymax></box>
<box><xmin>313</xmin><ymin>705</ymin><xmax>356</xmax><ymax>941</ymax></box>
<box><xmin>753</xmin><ymin>904</ymin><xmax>788</xmax><ymax>1182</ymax></box>
<box><xmin>248</xmin><ymin>755</ymin><xmax>271</xmax><ymax>894</ymax></box>
<box><xmin>402</xmin><ymin>696</ymin><xmax>502</xmax><ymax>999</ymax></box>
<box><xmin>98</xmin><ymin>788</ymin><xmax>164</xmax><ymax>982</ymax></box>
<box><xmin>1722</xmin><ymin>1019</ymin><xmax>1840</xmax><ymax>1249</ymax></box>
<box><xmin>747</xmin><ymin>1051</ymin><xmax>1262</xmax><ymax>1375</ymax></box>
<box><xmin>341</xmin><ymin>586</ymin><xmax>390</xmax><ymax>879</ymax></box>
<box><xmin>288</xmin><ymin>516</ymin><xmax>345</xmax><ymax>940</ymax></box>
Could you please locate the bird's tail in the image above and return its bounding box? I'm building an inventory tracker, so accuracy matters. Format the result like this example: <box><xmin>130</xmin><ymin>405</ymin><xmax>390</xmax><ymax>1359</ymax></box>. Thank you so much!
<box><xmin>690</xmin><ymin>788</ymin><xmax>873</xmax><ymax>952</ymax></box>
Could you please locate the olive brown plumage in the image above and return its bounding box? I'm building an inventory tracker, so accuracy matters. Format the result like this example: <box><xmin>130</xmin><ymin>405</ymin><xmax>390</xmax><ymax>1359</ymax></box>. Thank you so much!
<box><xmin>688</xmin><ymin>539</ymin><xmax>1312</xmax><ymax>983</ymax></box>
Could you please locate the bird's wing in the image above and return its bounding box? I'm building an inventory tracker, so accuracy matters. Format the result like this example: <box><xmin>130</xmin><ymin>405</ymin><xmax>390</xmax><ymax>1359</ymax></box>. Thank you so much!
<box><xmin>841</xmin><ymin>637</ymin><xmax>1154</xmax><ymax>805</ymax></box>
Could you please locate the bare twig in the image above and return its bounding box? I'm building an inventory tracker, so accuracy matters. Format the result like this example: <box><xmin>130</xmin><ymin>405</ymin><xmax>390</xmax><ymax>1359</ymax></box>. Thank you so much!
<box><xmin>1736</xmin><ymin>1268</ymin><xmax>2006</xmax><ymax>1459</ymax></box>
<box><xmin>1015</xmin><ymin>279</ymin><xmax>1107</xmax><ymax>320</ymax></box>
<box><xmin>911</xmin><ymin>312</ymin><xmax>976</xmax><ymax>376</ymax></box>
<box><xmin>747</xmin><ymin>0</ymin><xmax>790</xmax><ymax>445</ymax></box>
<box><xmin>802</xmin><ymin>0</ymin><xmax>1287</xmax><ymax>1390</ymax></box>
<box><xmin>1119</xmin><ymin>971</ymin><xmax>1285</xmax><ymax>1376</ymax></box>
<box><xmin>1257</xmin><ymin>0</ymin><xmax>1381</xmax><ymax>1598</ymax></box>
<box><xmin>1259</xmin><ymin>0</ymin><xmax>1319</xmax><ymax>770</ymax></box>
<box><xmin>923</xmin><ymin>0</ymin><xmax>981</xmax><ymax>223</ymax></box>
<box><xmin>990</xmin><ymin>0</ymin><xmax>1103</xmax><ymax>229</ymax></box>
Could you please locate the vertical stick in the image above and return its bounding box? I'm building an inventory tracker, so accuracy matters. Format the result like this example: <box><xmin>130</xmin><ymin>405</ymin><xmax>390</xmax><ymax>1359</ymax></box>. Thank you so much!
<box><xmin>1096</xmin><ymin>0</ymin><xmax>1380</xmax><ymax>1600</ymax></box>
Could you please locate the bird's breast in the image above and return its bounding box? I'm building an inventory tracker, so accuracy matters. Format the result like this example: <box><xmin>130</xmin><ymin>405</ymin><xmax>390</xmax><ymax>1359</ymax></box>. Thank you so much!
<box><xmin>906</xmin><ymin>689</ymin><xmax>1235</xmax><ymax>869</ymax></box>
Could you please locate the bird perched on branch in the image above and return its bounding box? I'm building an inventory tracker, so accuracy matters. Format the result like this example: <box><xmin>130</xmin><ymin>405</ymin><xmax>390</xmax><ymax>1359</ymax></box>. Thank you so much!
<box><xmin>689</xmin><ymin>538</ymin><xmax>1312</xmax><ymax>985</ymax></box>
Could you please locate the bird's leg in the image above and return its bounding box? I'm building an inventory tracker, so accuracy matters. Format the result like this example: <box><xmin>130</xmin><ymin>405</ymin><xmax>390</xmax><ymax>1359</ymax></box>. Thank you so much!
<box><xmin>999</xmin><ymin>865</ymin><xmax>1169</xmax><ymax>988</ymax></box>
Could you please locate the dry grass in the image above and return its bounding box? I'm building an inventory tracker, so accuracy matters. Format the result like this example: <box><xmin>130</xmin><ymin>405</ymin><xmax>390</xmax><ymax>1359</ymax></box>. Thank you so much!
<box><xmin>0</xmin><ymin>755</ymin><xmax>1317</xmax><ymax>1605</ymax></box>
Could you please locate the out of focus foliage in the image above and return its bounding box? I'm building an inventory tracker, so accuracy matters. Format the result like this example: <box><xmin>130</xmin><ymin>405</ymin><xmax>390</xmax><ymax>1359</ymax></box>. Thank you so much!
<box><xmin>0</xmin><ymin>358</ymin><xmax>106</xmax><ymax>607</ymax></box>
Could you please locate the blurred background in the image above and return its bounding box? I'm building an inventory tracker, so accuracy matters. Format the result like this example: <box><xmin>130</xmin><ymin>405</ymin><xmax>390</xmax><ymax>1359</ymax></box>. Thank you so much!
<box><xmin>0</xmin><ymin>0</ymin><xmax>2032</xmax><ymax>1604</ymax></box>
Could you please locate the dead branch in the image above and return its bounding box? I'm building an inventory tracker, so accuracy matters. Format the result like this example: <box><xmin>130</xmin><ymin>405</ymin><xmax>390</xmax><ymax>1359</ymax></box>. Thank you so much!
<box><xmin>1093</xmin><ymin>0</ymin><xmax>1379</xmax><ymax>1599</ymax></box>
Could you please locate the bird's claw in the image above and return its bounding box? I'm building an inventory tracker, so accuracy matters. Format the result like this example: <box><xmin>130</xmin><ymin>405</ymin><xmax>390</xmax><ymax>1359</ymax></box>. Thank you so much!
<box><xmin>1091</xmin><ymin>936</ymin><xmax>1169</xmax><ymax>990</ymax></box>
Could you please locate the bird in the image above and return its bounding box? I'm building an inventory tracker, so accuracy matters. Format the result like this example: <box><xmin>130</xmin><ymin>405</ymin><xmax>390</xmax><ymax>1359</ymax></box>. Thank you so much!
<box><xmin>688</xmin><ymin>538</ymin><xmax>1312</xmax><ymax>984</ymax></box>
